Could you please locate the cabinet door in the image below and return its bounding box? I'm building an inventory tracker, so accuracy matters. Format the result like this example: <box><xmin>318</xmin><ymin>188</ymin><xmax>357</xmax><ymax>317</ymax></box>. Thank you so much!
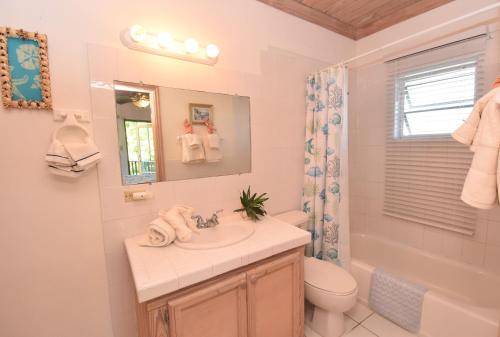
<box><xmin>167</xmin><ymin>273</ymin><xmax>248</xmax><ymax>337</ymax></box>
<box><xmin>145</xmin><ymin>306</ymin><xmax>169</xmax><ymax>337</ymax></box>
<box><xmin>247</xmin><ymin>250</ymin><xmax>304</xmax><ymax>337</ymax></box>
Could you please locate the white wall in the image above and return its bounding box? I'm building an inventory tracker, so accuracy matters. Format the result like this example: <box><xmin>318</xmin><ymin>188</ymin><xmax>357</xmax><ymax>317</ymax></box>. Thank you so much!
<box><xmin>0</xmin><ymin>1</ymin><xmax>354</xmax><ymax>337</ymax></box>
<box><xmin>349</xmin><ymin>0</ymin><xmax>500</xmax><ymax>274</ymax></box>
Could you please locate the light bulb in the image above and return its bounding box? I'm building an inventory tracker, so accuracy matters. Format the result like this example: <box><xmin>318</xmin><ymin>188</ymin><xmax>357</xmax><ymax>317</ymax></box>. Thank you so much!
<box><xmin>129</xmin><ymin>25</ymin><xmax>147</xmax><ymax>42</ymax></box>
<box><xmin>184</xmin><ymin>38</ymin><xmax>199</xmax><ymax>54</ymax></box>
<box><xmin>206</xmin><ymin>44</ymin><xmax>220</xmax><ymax>58</ymax></box>
<box><xmin>157</xmin><ymin>32</ymin><xmax>173</xmax><ymax>49</ymax></box>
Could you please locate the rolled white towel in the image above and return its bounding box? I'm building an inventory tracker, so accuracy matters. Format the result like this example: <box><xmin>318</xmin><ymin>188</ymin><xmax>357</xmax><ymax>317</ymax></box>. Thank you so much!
<box><xmin>176</xmin><ymin>205</ymin><xmax>200</xmax><ymax>233</ymax></box>
<box><xmin>140</xmin><ymin>217</ymin><xmax>177</xmax><ymax>247</ymax></box>
<box><xmin>159</xmin><ymin>208</ymin><xmax>192</xmax><ymax>242</ymax></box>
<box><xmin>207</xmin><ymin>133</ymin><xmax>220</xmax><ymax>149</ymax></box>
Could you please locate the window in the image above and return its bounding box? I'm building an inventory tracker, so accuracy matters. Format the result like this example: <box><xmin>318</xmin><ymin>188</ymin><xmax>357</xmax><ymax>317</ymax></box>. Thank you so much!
<box><xmin>384</xmin><ymin>37</ymin><xmax>486</xmax><ymax>236</ymax></box>
<box><xmin>394</xmin><ymin>59</ymin><xmax>478</xmax><ymax>138</ymax></box>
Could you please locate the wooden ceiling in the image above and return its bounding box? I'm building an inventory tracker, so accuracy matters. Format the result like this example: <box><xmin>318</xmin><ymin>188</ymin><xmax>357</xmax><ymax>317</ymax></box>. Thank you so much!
<box><xmin>257</xmin><ymin>0</ymin><xmax>453</xmax><ymax>40</ymax></box>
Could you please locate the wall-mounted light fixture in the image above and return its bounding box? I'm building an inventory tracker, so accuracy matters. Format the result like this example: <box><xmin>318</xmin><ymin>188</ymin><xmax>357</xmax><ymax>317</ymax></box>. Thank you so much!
<box><xmin>121</xmin><ymin>25</ymin><xmax>219</xmax><ymax>66</ymax></box>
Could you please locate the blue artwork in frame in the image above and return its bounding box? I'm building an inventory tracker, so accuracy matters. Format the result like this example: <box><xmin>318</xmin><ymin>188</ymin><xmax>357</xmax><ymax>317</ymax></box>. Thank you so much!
<box><xmin>7</xmin><ymin>37</ymin><xmax>42</xmax><ymax>101</ymax></box>
<box><xmin>0</xmin><ymin>27</ymin><xmax>52</xmax><ymax>109</ymax></box>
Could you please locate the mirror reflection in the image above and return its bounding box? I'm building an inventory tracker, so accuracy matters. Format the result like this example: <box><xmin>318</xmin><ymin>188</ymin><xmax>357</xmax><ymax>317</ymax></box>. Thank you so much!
<box><xmin>114</xmin><ymin>82</ymin><xmax>251</xmax><ymax>185</ymax></box>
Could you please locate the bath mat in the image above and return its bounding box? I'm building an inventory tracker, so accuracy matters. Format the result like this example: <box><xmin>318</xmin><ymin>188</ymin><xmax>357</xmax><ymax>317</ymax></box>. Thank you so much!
<box><xmin>369</xmin><ymin>268</ymin><xmax>428</xmax><ymax>333</ymax></box>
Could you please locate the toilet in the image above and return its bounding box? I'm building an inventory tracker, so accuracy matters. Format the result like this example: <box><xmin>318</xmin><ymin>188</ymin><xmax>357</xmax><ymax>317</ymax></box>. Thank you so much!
<box><xmin>275</xmin><ymin>211</ymin><xmax>358</xmax><ymax>337</ymax></box>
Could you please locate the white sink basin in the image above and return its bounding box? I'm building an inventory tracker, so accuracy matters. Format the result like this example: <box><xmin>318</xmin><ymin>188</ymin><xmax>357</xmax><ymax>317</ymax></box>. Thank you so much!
<box><xmin>175</xmin><ymin>221</ymin><xmax>255</xmax><ymax>249</ymax></box>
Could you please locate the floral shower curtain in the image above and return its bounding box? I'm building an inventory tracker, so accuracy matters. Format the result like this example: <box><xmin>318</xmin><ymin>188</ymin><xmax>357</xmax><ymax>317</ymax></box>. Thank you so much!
<box><xmin>302</xmin><ymin>65</ymin><xmax>351</xmax><ymax>268</ymax></box>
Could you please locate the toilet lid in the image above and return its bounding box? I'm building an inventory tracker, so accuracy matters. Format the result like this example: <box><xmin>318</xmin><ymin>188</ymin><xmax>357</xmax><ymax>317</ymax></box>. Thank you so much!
<box><xmin>304</xmin><ymin>258</ymin><xmax>357</xmax><ymax>295</ymax></box>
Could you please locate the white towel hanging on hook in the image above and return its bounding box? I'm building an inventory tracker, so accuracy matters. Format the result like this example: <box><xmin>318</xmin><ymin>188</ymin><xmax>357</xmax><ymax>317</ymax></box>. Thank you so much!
<box><xmin>46</xmin><ymin>110</ymin><xmax>102</xmax><ymax>178</ymax></box>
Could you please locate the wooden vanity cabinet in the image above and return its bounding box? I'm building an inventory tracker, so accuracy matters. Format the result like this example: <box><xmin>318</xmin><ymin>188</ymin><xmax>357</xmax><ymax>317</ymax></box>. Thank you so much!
<box><xmin>137</xmin><ymin>247</ymin><xmax>304</xmax><ymax>337</ymax></box>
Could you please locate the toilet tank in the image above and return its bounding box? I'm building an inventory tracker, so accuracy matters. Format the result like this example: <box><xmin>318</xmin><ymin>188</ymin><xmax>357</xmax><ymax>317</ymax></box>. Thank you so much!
<box><xmin>274</xmin><ymin>210</ymin><xmax>309</xmax><ymax>230</ymax></box>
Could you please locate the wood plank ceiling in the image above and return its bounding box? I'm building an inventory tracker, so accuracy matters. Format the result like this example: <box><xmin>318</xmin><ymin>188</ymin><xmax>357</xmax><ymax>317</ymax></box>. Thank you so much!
<box><xmin>257</xmin><ymin>0</ymin><xmax>453</xmax><ymax>40</ymax></box>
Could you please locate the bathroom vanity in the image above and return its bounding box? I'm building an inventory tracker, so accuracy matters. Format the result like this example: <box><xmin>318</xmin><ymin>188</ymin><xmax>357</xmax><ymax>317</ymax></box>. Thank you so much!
<box><xmin>125</xmin><ymin>216</ymin><xmax>310</xmax><ymax>337</ymax></box>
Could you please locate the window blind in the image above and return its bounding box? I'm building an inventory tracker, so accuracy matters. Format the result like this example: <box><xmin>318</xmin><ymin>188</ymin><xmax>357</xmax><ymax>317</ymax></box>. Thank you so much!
<box><xmin>384</xmin><ymin>37</ymin><xmax>486</xmax><ymax>235</ymax></box>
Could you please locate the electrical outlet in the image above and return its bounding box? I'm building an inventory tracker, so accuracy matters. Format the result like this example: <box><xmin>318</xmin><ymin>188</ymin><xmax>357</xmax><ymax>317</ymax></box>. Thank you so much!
<box><xmin>124</xmin><ymin>189</ymin><xmax>150</xmax><ymax>202</ymax></box>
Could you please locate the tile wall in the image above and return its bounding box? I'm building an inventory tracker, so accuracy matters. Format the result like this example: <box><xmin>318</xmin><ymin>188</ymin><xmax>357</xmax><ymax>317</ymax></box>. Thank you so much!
<box><xmin>348</xmin><ymin>29</ymin><xmax>500</xmax><ymax>274</ymax></box>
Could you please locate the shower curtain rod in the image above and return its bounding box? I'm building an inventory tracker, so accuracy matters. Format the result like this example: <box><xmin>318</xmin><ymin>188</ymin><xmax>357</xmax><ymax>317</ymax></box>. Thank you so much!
<box><xmin>320</xmin><ymin>1</ymin><xmax>500</xmax><ymax>72</ymax></box>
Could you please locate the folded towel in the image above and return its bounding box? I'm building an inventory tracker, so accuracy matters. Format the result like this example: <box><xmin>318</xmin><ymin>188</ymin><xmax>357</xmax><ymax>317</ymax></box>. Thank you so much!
<box><xmin>207</xmin><ymin>133</ymin><xmax>221</xmax><ymax>149</ymax></box>
<box><xmin>46</xmin><ymin>139</ymin><xmax>85</xmax><ymax>177</ymax></box>
<box><xmin>184</xmin><ymin>133</ymin><xmax>202</xmax><ymax>149</ymax></box>
<box><xmin>45</xmin><ymin>139</ymin><xmax>75</xmax><ymax>166</ymax></box>
<box><xmin>159</xmin><ymin>208</ymin><xmax>192</xmax><ymax>242</ymax></box>
<box><xmin>46</xmin><ymin>122</ymin><xmax>102</xmax><ymax>178</ymax></box>
<box><xmin>180</xmin><ymin>134</ymin><xmax>205</xmax><ymax>164</ymax></box>
<box><xmin>140</xmin><ymin>217</ymin><xmax>177</xmax><ymax>247</ymax></box>
<box><xmin>64</xmin><ymin>141</ymin><xmax>102</xmax><ymax>169</ymax></box>
<box><xmin>202</xmin><ymin>134</ymin><xmax>222</xmax><ymax>163</ymax></box>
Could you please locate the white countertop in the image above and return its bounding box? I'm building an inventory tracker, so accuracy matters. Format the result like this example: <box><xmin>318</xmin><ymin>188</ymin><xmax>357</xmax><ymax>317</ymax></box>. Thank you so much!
<box><xmin>125</xmin><ymin>215</ymin><xmax>310</xmax><ymax>303</ymax></box>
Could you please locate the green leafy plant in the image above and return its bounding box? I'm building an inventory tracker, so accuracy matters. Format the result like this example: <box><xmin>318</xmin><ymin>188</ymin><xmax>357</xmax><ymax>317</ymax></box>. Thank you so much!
<box><xmin>234</xmin><ymin>186</ymin><xmax>269</xmax><ymax>221</ymax></box>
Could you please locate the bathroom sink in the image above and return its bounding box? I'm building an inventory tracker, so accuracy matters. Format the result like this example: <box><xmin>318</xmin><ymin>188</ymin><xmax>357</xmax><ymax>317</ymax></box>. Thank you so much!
<box><xmin>174</xmin><ymin>221</ymin><xmax>255</xmax><ymax>249</ymax></box>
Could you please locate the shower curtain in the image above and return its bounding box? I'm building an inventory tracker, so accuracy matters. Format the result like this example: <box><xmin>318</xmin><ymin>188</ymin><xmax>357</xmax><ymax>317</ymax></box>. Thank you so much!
<box><xmin>302</xmin><ymin>65</ymin><xmax>350</xmax><ymax>268</ymax></box>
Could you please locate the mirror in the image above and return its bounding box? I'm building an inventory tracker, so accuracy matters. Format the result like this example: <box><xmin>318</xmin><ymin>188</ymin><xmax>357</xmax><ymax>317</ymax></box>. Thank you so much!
<box><xmin>114</xmin><ymin>82</ymin><xmax>251</xmax><ymax>184</ymax></box>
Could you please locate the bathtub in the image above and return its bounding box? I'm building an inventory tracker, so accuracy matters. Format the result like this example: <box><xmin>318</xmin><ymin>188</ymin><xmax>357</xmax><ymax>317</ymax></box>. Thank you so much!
<box><xmin>350</xmin><ymin>233</ymin><xmax>500</xmax><ymax>337</ymax></box>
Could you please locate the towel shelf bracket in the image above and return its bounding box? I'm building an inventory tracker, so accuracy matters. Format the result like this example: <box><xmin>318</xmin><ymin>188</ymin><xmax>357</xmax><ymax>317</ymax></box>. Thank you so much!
<box><xmin>54</xmin><ymin>109</ymin><xmax>90</xmax><ymax>123</ymax></box>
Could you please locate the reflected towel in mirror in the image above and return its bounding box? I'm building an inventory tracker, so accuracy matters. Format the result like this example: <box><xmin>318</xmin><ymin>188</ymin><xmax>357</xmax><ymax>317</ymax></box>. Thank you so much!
<box><xmin>207</xmin><ymin>133</ymin><xmax>220</xmax><ymax>149</ymax></box>
<box><xmin>184</xmin><ymin>133</ymin><xmax>202</xmax><ymax>149</ymax></box>
<box><xmin>203</xmin><ymin>134</ymin><xmax>222</xmax><ymax>163</ymax></box>
<box><xmin>180</xmin><ymin>134</ymin><xmax>205</xmax><ymax>164</ymax></box>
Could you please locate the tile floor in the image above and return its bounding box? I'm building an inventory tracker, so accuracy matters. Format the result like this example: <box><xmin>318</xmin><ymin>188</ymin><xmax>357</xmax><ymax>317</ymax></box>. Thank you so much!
<box><xmin>305</xmin><ymin>302</ymin><xmax>418</xmax><ymax>337</ymax></box>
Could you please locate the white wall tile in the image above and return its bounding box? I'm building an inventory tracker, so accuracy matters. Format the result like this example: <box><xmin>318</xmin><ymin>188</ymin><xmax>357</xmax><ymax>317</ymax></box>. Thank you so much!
<box><xmin>441</xmin><ymin>232</ymin><xmax>463</xmax><ymax>261</ymax></box>
<box><xmin>423</xmin><ymin>228</ymin><xmax>444</xmax><ymax>255</ymax></box>
<box><xmin>461</xmin><ymin>240</ymin><xmax>485</xmax><ymax>266</ymax></box>
<box><xmin>486</xmin><ymin>220</ymin><xmax>500</xmax><ymax>246</ymax></box>
<box><xmin>484</xmin><ymin>245</ymin><xmax>500</xmax><ymax>273</ymax></box>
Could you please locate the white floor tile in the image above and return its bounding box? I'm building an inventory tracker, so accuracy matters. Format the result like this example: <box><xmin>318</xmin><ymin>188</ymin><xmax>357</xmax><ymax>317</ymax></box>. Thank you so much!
<box><xmin>343</xmin><ymin>325</ymin><xmax>378</xmax><ymax>337</ymax></box>
<box><xmin>305</xmin><ymin>316</ymin><xmax>358</xmax><ymax>337</ymax></box>
<box><xmin>344</xmin><ymin>315</ymin><xmax>358</xmax><ymax>333</ymax></box>
<box><xmin>362</xmin><ymin>313</ymin><xmax>418</xmax><ymax>337</ymax></box>
<box><xmin>346</xmin><ymin>301</ymin><xmax>373</xmax><ymax>323</ymax></box>
<box><xmin>305</xmin><ymin>324</ymin><xmax>322</xmax><ymax>337</ymax></box>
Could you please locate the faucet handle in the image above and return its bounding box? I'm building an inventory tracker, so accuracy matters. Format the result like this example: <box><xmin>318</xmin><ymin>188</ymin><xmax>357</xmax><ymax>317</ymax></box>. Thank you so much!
<box><xmin>191</xmin><ymin>214</ymin><xmax>203</xmax><ymax>225</ymax></box>
<box><xmin>211</xmin><ymin>209</ymin><xmax>224</xmax><ymax>225</ymax></box>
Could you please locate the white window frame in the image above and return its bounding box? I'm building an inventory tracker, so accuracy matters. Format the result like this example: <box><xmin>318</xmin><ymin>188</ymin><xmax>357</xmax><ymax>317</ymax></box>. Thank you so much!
<box><xmin>393</xmin><ymin>57</ymin><xmax>480</xmax><ymax>140</ymax></box>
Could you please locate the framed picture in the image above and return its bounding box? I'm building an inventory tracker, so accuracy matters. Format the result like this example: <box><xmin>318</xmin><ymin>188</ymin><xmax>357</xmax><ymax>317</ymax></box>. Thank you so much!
<box><xmin>0</xmin><ymin>27</ymin><xmax>52</xmax><ymax>110</ymax></box>
<box><xmin>189</xmin><ymin>103</ymin><xmax>213</xmax><ymax>124</ymax></box>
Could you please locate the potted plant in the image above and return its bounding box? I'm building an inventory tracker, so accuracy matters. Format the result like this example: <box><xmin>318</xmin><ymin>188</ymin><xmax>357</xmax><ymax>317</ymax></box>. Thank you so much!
<box><xmin>234</xmin><ymin>186</ymin><xmax>269</xmax><ymax>221</ymax></box>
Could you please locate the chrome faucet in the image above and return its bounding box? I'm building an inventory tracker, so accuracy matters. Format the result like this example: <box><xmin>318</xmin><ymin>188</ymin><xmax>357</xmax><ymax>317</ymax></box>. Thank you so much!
<box><xmin>191</xmin><ymin>209</ymin><xmax>224</xmax><ymax>229</ymax></box>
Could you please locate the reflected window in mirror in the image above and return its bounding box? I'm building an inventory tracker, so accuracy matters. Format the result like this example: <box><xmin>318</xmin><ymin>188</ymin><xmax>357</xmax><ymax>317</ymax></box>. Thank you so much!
<box><xmin>114</xmin><ymin>83</ymin><xmax>164</xmax><ymax>185</ymax></box>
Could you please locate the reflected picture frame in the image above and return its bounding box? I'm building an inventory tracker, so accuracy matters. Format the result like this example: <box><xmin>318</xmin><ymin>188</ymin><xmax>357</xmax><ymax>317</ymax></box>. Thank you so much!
<box><xmin>0</xmin><ymin>27</ymin><xmax>52</xmax><ymax>110</ymax></box>
<box><xmin>189</xmin><ymin>103</ymin><xmax>213</xmax><ymax>124</ymax></box>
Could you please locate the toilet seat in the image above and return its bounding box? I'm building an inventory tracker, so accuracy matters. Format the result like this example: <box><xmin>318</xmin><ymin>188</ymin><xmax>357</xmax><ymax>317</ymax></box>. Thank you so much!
<box><xmin>304</xmin><ymin>257</ymin><xmax>357</xmax><ymax>296</ymax></box>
